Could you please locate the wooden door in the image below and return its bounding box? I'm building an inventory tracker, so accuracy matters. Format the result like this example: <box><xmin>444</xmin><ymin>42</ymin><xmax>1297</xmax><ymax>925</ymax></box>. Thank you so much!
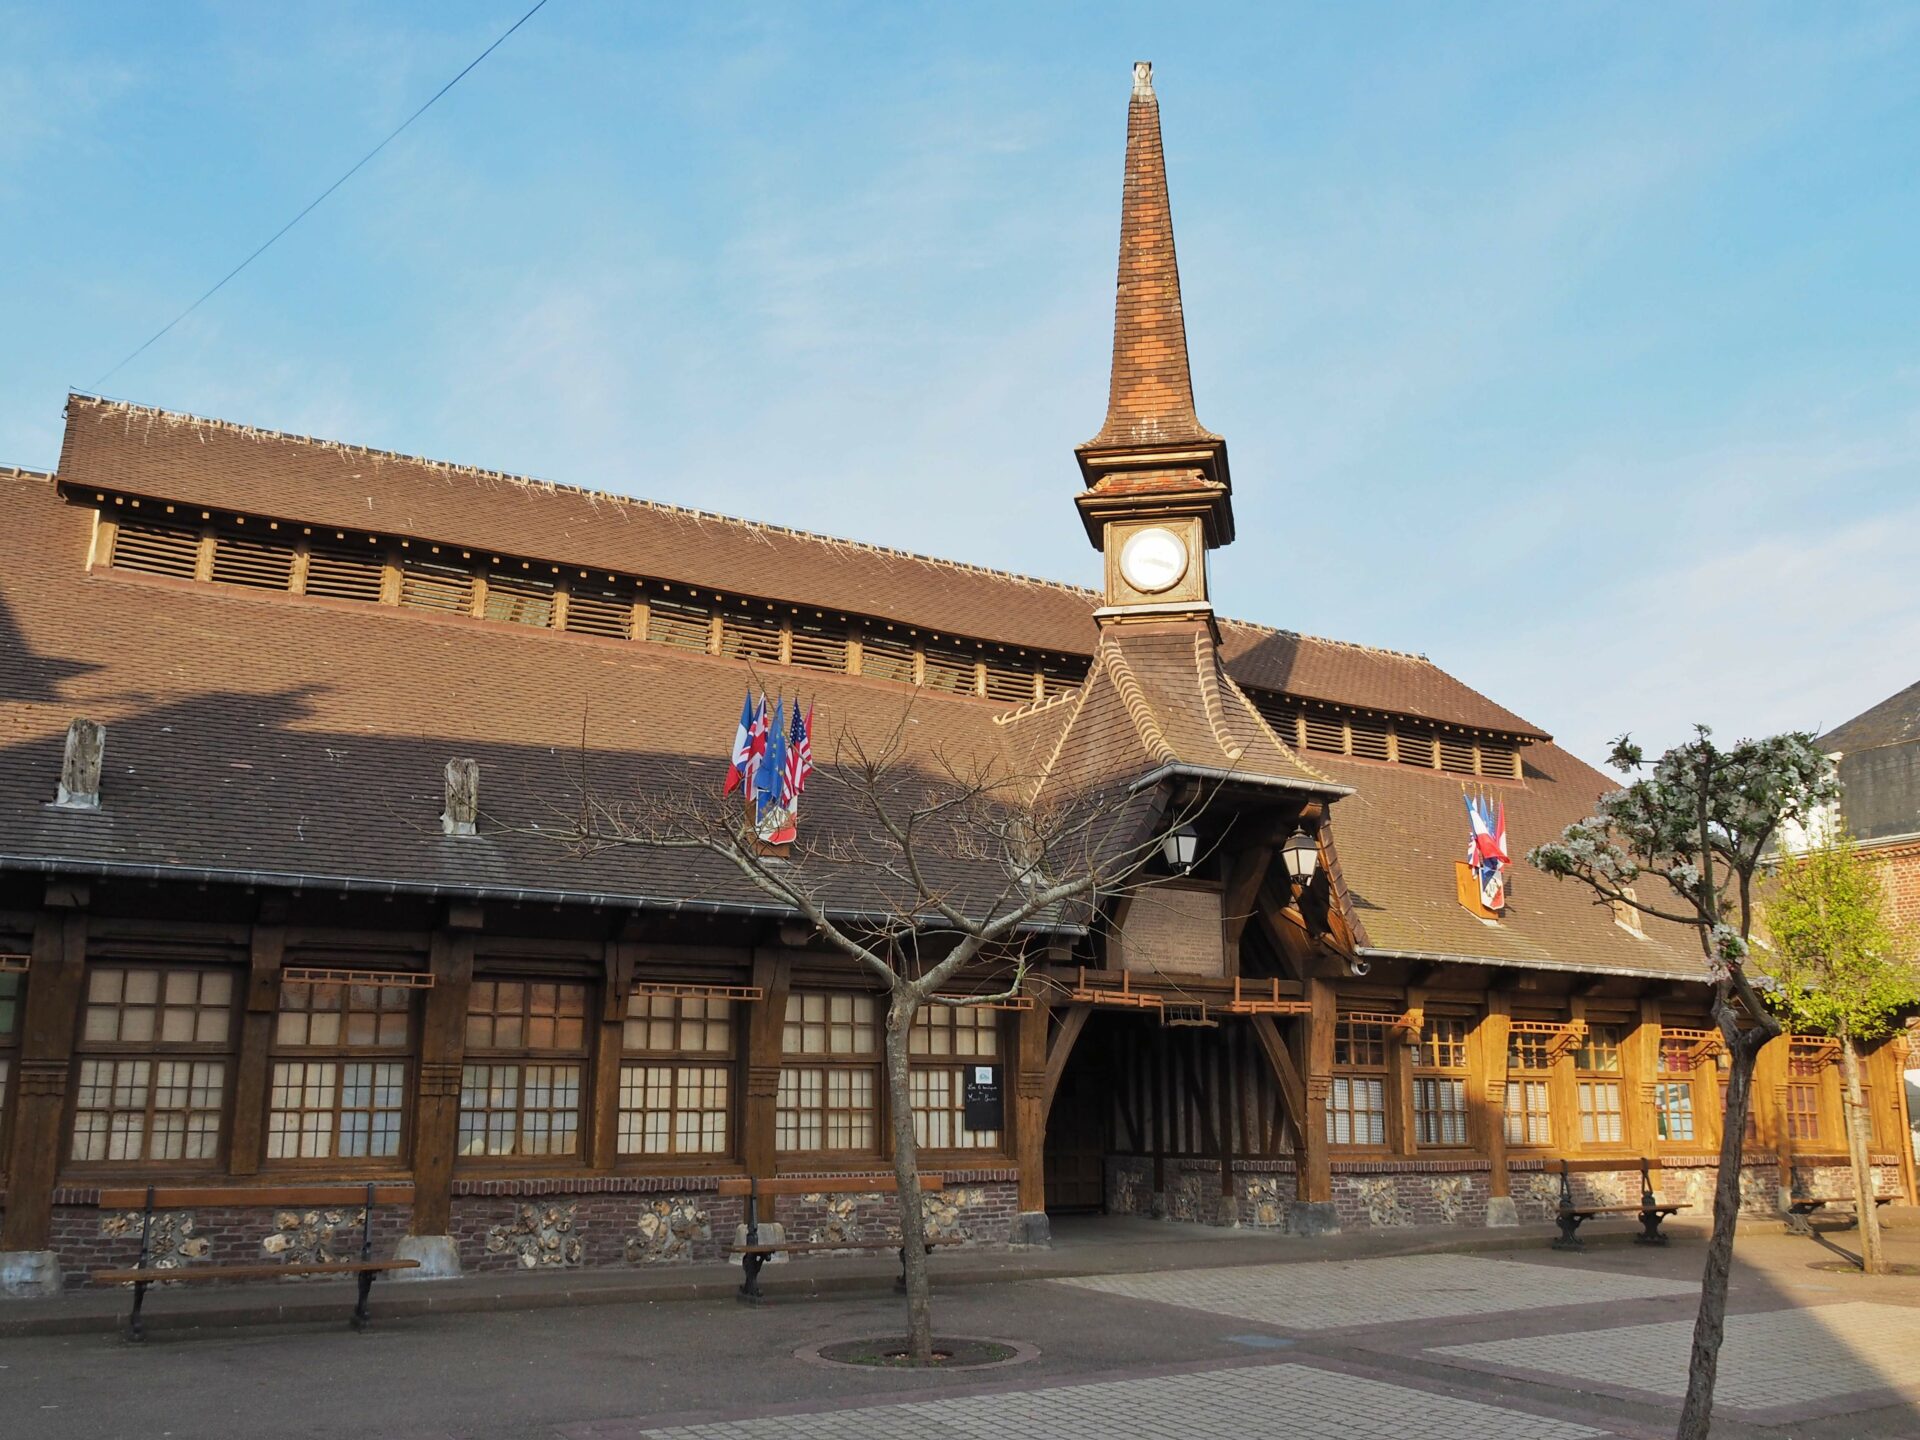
<box><xmin>1045</xmin><ymin>1061</ymin><xmax>1109</xmax><ymax>1212</ymax></box>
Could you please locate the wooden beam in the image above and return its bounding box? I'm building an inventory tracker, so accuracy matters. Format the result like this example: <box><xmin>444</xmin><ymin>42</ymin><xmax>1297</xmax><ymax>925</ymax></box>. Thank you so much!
<box><xmin>1220</xmin><ymin>845</ymin><xmax>1273</xmax><ymax>955</ymax></box>
<box><xmin>1248</xmin><ymin>1013</ymin><xmax>1307</xmax><ymax>1147</ymax></box>
<box><xmin>1042</xmin><ymin>1003</ymin><xmax>1093</xmax><ymax>1122</ymax></box>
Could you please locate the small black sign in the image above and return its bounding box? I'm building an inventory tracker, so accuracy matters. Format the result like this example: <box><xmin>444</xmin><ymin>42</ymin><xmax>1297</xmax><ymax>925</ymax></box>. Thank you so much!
<box><xmin>963</xmin><ymin>1065</ymin><xmax>1003</xmax><ymax>1132</ymax></box>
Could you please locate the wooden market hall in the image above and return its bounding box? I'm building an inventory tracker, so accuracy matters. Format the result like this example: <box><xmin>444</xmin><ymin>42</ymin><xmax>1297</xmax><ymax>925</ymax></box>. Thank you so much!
<box><xmin>0</xmin><ymin>63</ymin><xmax>1911</xmax><ymax>1294</ymax></box>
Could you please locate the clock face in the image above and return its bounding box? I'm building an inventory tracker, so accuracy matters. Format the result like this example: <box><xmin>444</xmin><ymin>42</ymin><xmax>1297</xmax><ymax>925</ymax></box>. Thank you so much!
<box><xmin>1118</xmin><ymin>526</ymin><xmax>1189</xmax><ymax>595</ymax></box>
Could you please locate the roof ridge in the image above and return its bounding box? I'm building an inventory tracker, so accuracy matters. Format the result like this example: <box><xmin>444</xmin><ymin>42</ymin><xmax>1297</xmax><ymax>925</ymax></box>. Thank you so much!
<box><xmin>0</xmin><ymin>464</ymin><xmax>56</xmax><ymax>483</ymax></box>
<box><xmin>67</xmin><ymin>394</ymin><xmax>1447</xmax><ymax>666</ymax></box>
<box><xmin>68</xmin><ymin>393</ymin><xmax>1104</xmax><ymax>607</ymax></box>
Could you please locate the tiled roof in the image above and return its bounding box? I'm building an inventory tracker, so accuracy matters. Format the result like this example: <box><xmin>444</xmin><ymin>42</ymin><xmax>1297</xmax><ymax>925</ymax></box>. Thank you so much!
<box><xmin>0</xmin><ymin>463</ymin><xmax>1683</xmax><ymax>977</ymax></box>
<box><xmin>1820</xmin><ymin>680</ymin><xmax>1920</xmax><ymax>754</ymax></box>
<box><xmin>56</xmin><ymin>395</ymin><xmax>1546</xmax><ymax>740</ymax></box>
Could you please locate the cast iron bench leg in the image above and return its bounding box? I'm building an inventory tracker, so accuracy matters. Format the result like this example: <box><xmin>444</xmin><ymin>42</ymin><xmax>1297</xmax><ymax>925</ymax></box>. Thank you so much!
<box><xmin>1635</xmin><ymin>1209</ymin><xmax>1669</xmax><ymax>1246</ymax></box>
<box><xmin>351</xmin><ymin>1269</ymin><xmax>376</xmax><ymax>1331</ymax></box>
<box><xmin>1552</xmin><ymin>1212</ymin><xmax>1585</xmax><ymax>1251</ymax></box>
<box><xmin>739</xmin><ymin>1251</ymin><xmax>765</xmax><ymax>1301</ymax></box>
<box><xmin>126</xmin><ymin>1280</ymin><xmax>150</xmax><ymax>1342</ymax></box>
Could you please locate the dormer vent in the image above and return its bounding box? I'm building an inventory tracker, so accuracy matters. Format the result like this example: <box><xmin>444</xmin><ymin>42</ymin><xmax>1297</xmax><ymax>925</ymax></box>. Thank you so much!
<box><xmin>443</xmin><ymin>758</ymin><xmax>479</xmax><ymax>836</ymax></box>
<box><xmin>54</xmin><ymin>718</ymin><xmax>105</xmax><ymax>810</ymax></box>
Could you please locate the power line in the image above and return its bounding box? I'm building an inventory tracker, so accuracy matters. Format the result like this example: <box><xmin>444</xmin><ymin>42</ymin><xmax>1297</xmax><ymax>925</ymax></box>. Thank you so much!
<box><xmin>94</xmin><ymin>0</ymin><xmax>554</xmax><ymax>386</ymax></box>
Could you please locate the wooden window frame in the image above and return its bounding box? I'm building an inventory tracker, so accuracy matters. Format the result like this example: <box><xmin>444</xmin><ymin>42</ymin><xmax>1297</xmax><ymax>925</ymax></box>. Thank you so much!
<box><xmin>1412</xmin><ymin>1016</ymin><xmax>1470</xmax><ymax>1147</ymax></box>
<box><xmin>1653</xmin><ymin>1036</ymin><xmax>1698</xmax><ymax>1145</ymax></box>
<box><xmin>1785</xmin><ymin>1042</ymin><xmax>1829</xmax><ymax>1145</ymax></box>
<box><xmin>457</xmin><ymin>978</ymin><xmax>592</xmax><ymax>1163</ymax></box>
<box><xmin>0</xmin><ymin>968</ymin><xmax>21</xmax><ymax>1175</ymax></box>
<box><xmin>776</xmin><ymin>991</ymin><xmax>881</xmax><ymax>1158</ymax></box>
<box><xmin>1327</xmin><ymin>1017</ymin><xmax>1390</xmax><ymax>1149</ymax></box>
<box><xmin>265</xmin><ymin>978</ymin><xmax>416</xmax><ymax>1168</ymax></box>
<box><xmin>1504</xmin><ymin>1032</ymin><xmax>1555</xmax><ymax>1149</ymax></box>
<box><xmin>1574</xmin><ymin>1023</ymin><xmax>1628</xmax><ymax>1148</ymax></box>
<box><xmin>617</xmin><ymin>992</ymin><xmax>736</xmax><ymax>1160</ymax></box>
<box><xmin>68</xmin><ymin>963</ymin><xmax>239</xmax><ymax>1171</ymax></box>
<box><xmin>907</xmin><ymin>1005</ymin><xmax>1003</xmax><ymax>1153</ymax></box>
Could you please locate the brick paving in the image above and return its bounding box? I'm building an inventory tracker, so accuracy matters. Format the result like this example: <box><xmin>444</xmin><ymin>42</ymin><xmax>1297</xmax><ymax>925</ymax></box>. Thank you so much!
<box><xmin>1055</xmin><ymin>1252</ymin><xmax>1696</xmax><ymax>1330</ymax></box>
<box><xmin>634</xmin><ymin>1363</ymin><xmax>1607</xmax><ymax>1440</ymax></box>
<box><xmin>1435</xmin><ymin>1300</ymin><xmax>1920</xmax><ymax>1411</ymax></box>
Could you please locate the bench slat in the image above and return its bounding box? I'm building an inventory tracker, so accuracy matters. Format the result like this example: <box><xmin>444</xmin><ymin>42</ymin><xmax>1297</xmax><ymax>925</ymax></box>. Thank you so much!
<box><xmin>92</xmin><ymin>1259</ymin><xmax>418</xmax><ymax>1284</ymax></box>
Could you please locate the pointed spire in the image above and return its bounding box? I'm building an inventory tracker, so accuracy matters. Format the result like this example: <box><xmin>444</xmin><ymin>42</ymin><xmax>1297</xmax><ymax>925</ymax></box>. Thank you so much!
<box><xmin>1082</xmin><ymin>62</ymin><xmax>1217</xmax><ymax>454</ymax></box>
<box><xmin>1075</xmin><ymin>63</ymin><xmax>1233</xmax><ymax>547</ymax></box>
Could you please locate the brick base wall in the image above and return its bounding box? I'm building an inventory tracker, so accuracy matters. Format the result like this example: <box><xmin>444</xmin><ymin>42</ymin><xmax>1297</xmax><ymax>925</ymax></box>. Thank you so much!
<box><xmin>46</xmin><ymin>1199</ymin><xmax>414</xmax><ymax>1290</ymax></box>
<box><xmin>449</xmin><ymin>1187</ymin><xmax>743</xmax><ymax>1271</ymax></box>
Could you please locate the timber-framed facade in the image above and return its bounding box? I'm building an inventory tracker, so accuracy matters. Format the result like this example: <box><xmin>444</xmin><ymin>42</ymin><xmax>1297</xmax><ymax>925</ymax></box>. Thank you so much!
<box><xmin>0</xmin><ymin>63</ymin><xmax>1912</xmax><ymax>1293</ymax></box>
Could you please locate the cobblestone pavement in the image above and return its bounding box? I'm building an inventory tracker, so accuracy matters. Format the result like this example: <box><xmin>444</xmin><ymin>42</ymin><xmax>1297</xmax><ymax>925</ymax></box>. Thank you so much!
<box><xmin>1435</xmin><ymin>1300</ymin><xmax>1920</xmax><ymax>1412</ymax></box>
<box><xmin>634</xmin><ymin>1362</ymin><xmax>1607</xmax><ymax>1440</ymax></box>
<box><xmin>1055</xmin><ymin>1252</ymin><xmax>1696</xmax><ymax>1330</ymax></box>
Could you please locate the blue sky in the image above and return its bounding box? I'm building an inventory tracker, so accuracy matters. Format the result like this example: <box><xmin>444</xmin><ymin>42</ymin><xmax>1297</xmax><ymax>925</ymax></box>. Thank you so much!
<box><xmin>3</xmin><ymin>2</ymin><xmax>1917</xmax><ymax>768</ymax></box>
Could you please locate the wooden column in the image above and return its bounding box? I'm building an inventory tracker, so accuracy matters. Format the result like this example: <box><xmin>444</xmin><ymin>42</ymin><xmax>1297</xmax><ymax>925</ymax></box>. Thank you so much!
<box><xmin>1754</xmin><ymin>1030</ymin><xmax>1792</xmax><ymax>1202</ymax></box>
<box><xmin>1625</xmin><ymin>999</ymin><xmax>1661</xmax><ymax>1156</ymax></box>
<box><xmin>1</xmin><ymin>895</ymin><xmax>88</xmax><ymax>1254</ymax></box>
<box><xmin>1296</xmin><ymin>976</ymin><xmax>1335</xmax><ymax>1204</ymax></box>
<box><xmin>226</xmin><ymin>921</ymin><xmax>285</xmax><ymax>1177</ymax></box>
<box><xmin>739</xmin><ymin>949</ymin><xmax>791</xmax><ymax>1223</ymax></box>
<box><xmin>1872</xmin><ymin>1039</ymin><xmax>1917</xmax><ymax>1203</ymax></box>
<box><xmin>1470</xmin><ymin>997</ymin><xmax>1512</xmax><ymax>1200</ymax></box>
<box><xmin>408</xmin><ymin>918</ymin><xmax>477</xmax><ymax>1237</ymax></box>
<box><xmin>588</xmin><ymin>939</ymin><xmax>637</xmax><ymax>1171</ymax></box>
<box><xmin>1013</xmin><ymin>999</ymin><xmax>1049</xmax><ymax>1214</ymax></box>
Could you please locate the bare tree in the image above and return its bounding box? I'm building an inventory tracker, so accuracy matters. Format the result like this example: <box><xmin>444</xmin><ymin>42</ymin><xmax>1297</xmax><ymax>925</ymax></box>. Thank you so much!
<box><xmin>550</xmin><ymin>697</ymin><xmax>1210</xmax><ymax>1364</ymax></box>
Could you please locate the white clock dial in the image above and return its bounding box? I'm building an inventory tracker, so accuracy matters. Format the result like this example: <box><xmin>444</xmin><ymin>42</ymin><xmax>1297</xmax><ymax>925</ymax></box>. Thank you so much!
<box><xmin>1118</xmin><ymin>526</ymin><xmax>1189</xmax><ymax>594</ymax></box>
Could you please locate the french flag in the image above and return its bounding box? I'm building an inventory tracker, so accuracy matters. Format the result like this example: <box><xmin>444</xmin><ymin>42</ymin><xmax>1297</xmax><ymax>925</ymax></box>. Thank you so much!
<box><xmin>724</xmin><ymin>692</ymin><xmax>756</xmax><ymax>795</ymax></box>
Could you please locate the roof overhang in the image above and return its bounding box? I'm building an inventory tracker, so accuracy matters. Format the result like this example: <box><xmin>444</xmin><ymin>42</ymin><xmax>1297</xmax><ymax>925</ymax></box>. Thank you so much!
<box><xmin>1355</xmin><ymin>943</ymin><xmax>1708</xmax><ymax>985</ymax></box>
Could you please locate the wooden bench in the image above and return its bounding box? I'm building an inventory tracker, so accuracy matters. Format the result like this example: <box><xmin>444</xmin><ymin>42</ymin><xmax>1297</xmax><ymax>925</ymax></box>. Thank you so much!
<box><xmin>90</xmin><ymin>1183</ymin><xmax>418</xmax><ymax>1340</ymax></box>
<box><xmin>1551</xmin><ymin>1159</ymin><xmax>1686</xmax><ymax>1251</ymax></box>
<box><xmin>719</xmin><ymin>1174</ymin><xmax>949</xmax><ymax>1301</ymax></box>
<box><xmin>1785</xmin><ymin>1193</ymin><xmax>1894</xmax><ymax>1237</ymax></box>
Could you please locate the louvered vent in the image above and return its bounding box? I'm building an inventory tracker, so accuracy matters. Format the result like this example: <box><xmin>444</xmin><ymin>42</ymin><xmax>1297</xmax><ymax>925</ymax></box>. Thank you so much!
<box><xmin>1481</xmin><ymin>740</ymin><xmax>1520</xmax><ymax>779</ymax></box>
<box><xmin>1395</xmin><ymin>724</ymin><xmax>1436</xmax><ymax>768</ymax></box>
<box><xmin>1349</xmin><ymin>716</ymin><xmax>1390</xmax><ymax>762</ymax></box>
<box><xmin>983</xmin><ymin>665</ymin><xmax>1038</xmax><ymax>704</ymax></box>
<box><xmin>718</xmin><ymin>611</ymin><xmax>782</xmax><ymax>664</ymax></box>
<box><xmin>789</xmin><ymin>621</ymin><xmax>849</xmax><ymax>673</ymax></box>
<box><xmin>398</xmin><ymin>559</ymin><xmax>474</xmax><ymax>614</ymax></box>
<box><xmin>1439</xmin><ymin>737</ymin><xmax>1476</xmax><ymax>775</ymax></box>
<box><xmin>921</xmin><ymin>651</ymin><xmax>976</xmax><ymax>696</ymax></box>
<box><xmin>111</xmin><ymin>521</ymin><xmax>202</xmax><ymax>578</ymax></box>
<box><xmin>1039</xmin><ymin>659</ymin><xmax>1087</xmax><ymax>700</ymax></box>
<box><xmin>860</xmin><ymin>635</ymin><xmax>917</xmax><ymax>686</ymax></box>
<box><xmin>1303</xmin><ymin>712</ymin><xmax>1345</xmax><ymax>754</ymax></box>
<box><xmin>646</xmin><ymin>597</ymin><xmax>712</xmax><ymax>652</ymax></box>
<box><xmin>303</xmin><ymin>543</ymin><xmax>386</xmax><ymax>602</ymax></box>
<box><xmin>210</xmin><ymin>532</ymin><xmax>294</xmax><ymax>591</ymax></box>
<box><xmin>482</xmin><ymin>575</ymin><xmax>554</xmax><ymax>628</ymax></box>
<box><xmin>564</xmin><ymin>586</ymin><xmax>633</xmax><ymax>639</ymax></box>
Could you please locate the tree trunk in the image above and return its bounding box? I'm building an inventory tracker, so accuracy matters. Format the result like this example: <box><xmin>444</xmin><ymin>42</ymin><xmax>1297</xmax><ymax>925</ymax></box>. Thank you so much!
<box><xmin>1677</xmin><ymin>1006</ymin><xmax>1766</xmax><ymax>1440</ymax></box>
<box><xmin>1838</xmin><ymin>1036</ymin><xmax>1887</xmax><ymax>1276</ymax></box>
<box><xmin>885</xmin><ymin>989</ymin><xmax>935</xmax><ymax>1364</ymax></box>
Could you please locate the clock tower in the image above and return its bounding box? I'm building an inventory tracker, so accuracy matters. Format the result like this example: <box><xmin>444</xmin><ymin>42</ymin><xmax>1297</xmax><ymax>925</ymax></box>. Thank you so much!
<box><xmin>1076</xmin><ymin>62</ymin><xmax>1234</xmax><ymax>626</ymax></box>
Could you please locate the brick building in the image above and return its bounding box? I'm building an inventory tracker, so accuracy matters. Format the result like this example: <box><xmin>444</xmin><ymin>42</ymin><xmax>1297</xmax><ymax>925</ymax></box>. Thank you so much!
<box><xmin>0</xmin><ymin>63</ymin><xmax>1910</xmax><ymax>1295</ymax></box>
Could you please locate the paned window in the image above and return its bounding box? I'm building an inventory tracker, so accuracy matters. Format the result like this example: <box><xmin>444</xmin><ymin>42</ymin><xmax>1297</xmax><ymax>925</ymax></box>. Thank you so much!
<box><xmin>1785</xmin><ymin>1042</ymin><xmax>1828</xmax><ymax>1143</ymax></box>
<box><xmin>618</xmin><ymin>993</ymin><xmax>734</xmax><ymax>1157</ymax></box>
<box><xmin>909</xmin><ymin>1005</ymin><xmax>1000</xmax><ymax>1150</ymax></box>
<box><xmin>1576</xmin><ymin>1024</ymin><xmax>1626</xmax><ymax>1145</ymax></box>
<box><xmin>1327</xmin><ymin>1018</ymin><xmax>1389</xmax><ymax>1146</ymax></box>
<box><xmin>777</xmin><ymin>992</ymin><xmax>878</xmax><ymax>1153</ymax></box>
<box><xmin>1413</xmin><ymin>1017</ymin><xmax>1470</xmax><ymax>1146</ymax></box>
<box><xmin>459</xmin><ymin>980</ymin><xmax>589</xmax><ymax>1158</ymax></box>
<box><xmin>1654</xmin><ymin>1037</ymin><xmax>1696</xmax><ymax>1143</ymax></box>
<box><xmin>267</xmin><ymin>981</ymin><xmax>413</xmax><ymax>1162</ymax></box>
<box><xmin>70</xmin><ymin>967</ymin><xmax>235</xmax><ymax>1165</ymax></box>
<box><xmin>1504</xmin><ymin>1031</ymin><xmax>1554</xmax><ymax>1146</ymax></box>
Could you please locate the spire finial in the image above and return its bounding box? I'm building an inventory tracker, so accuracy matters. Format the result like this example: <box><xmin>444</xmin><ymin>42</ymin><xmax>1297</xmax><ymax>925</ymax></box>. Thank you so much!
<box><xmin>1132</xmin><ymin>60</ymin><xmax>1154</xmax><ymax>99</ymax></box>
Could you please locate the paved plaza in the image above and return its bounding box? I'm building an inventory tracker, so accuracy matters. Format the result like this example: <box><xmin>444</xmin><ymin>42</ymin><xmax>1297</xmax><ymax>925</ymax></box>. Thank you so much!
<box><xmin>7</xmin><ymin>1222</ymin><xmax>1920</xmax><ymax>1439</ymax></box>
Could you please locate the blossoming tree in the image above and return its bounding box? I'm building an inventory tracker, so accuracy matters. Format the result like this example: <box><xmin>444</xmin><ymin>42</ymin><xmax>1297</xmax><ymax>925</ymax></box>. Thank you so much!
<box><xmin>1528</xmin><ymin>727</ymin><xmax>1836</xmax><ymax>1440</ymax></box>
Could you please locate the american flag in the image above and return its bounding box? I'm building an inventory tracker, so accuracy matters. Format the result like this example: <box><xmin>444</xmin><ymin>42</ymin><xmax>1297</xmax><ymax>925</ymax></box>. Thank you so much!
<box><xmin>782</xmin><ymin>704</ymin><xmax>813</xmax><ymax>805</ymax></box>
